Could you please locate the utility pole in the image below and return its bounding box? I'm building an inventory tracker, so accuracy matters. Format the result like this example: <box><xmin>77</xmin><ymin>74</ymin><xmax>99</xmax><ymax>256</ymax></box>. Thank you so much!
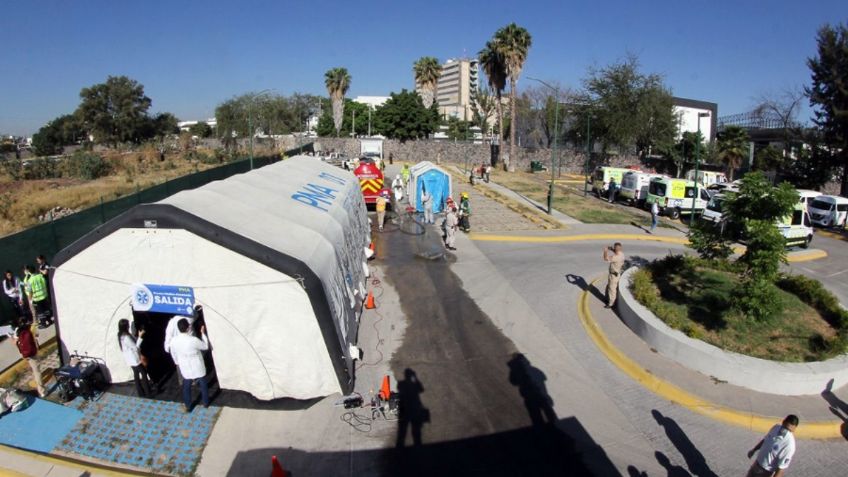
<box><xmin>689</xmin><ymin>112</ymin><xmax>711</xmax><ymax>225</ymax></box>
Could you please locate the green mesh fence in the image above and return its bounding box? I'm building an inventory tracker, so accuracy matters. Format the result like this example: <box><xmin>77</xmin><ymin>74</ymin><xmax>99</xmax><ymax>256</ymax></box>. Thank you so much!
<box><xmin>0</xmin><ymin>144</ymin><xmax>312</xmax><ymax>323</ymax></box>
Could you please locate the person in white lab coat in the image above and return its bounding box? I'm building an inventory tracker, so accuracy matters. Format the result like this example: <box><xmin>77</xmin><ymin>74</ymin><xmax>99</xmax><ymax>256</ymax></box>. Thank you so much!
<box><xmin>170</xmin><ymin>319</ymin><xmax>210</xmax><ymax>412</ymax></box>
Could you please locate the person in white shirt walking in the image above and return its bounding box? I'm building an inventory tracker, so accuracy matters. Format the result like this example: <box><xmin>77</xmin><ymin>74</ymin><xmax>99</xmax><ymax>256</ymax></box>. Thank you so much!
<box><xmin>170</xmin><ymin>318</ymin><xmax>210</xmax><ymax>412</ymax></box>
<box><xmin>650</xmin><ymin>201</ymin><xmax>659</xmax><ymax>234</ymax></box>
<box><xmin>444</xmin><ymin>206</ymin><xmax>458</xmax><ymax>251</ymax></box>
<box><xmin>746</xmin><ymin>414</ymin><xmax>798</xmax><ymax>477</ymax></box>
<box><xmin>117</xmin><ymin>319</ymin><xmax>151</xmax><ymax>397</ymax></box>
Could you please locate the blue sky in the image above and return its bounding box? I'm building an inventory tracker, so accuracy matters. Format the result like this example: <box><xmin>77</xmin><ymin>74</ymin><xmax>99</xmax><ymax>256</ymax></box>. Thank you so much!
<box><xmin>1</xmin><ymin>0</ymin><xmax>844</xmax><ymax>136</ymax></box>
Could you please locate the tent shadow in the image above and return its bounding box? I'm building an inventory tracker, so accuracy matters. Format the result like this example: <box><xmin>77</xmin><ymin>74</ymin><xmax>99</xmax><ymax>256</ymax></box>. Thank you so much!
<box><xmin>225</xmin><ymin>415</ymin><xmax>620</xmax><ymax>477</ymax></box>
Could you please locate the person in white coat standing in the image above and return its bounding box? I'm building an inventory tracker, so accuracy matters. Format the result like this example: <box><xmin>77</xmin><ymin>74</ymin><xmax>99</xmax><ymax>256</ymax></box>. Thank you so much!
<box><xmin>170</xmin><ymin>318</ymin><xmax>210</xmax><ymax>412</ymax></box>
<box><xmin>421</xmin><ymin>187</ymin><xmax>434</xmax><ymax>224</ymax></box>
<box><xmin>117</xmin><ymin>319</ymin><xmax>151</xmax><ymax>397</ymax></box>
<box><xmin>164</xmin><ymin>313</ymin><xmax>195</xmax><ymax>383</ymax></box>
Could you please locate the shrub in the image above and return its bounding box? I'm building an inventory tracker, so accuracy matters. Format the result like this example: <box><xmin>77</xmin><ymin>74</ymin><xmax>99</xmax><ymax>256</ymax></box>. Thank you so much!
<box><xmin>63</xmin><ymin>151</ymin><xmax>112</xmax><ymax>180</ymax></box>
<box><xmin>1</xmin><ymin>159</ymin><xmax>24</xmax><ymax>180</ymax></box>
<box><xmin>734</xmin><ymin>277</ymin><xmax>782</xmax><ymax>323</ymax></box>
<box><xmin>24</xmin><ymin>158</ymin><xmax>61</xmax><ymax>180</ymax></box>
<box><xmin>688</xmin><ymin>219</ymin><xmax>733</xmax><ymax>260</ymax></box>
<box><xmin>778</xmin><ymin>274</ymin><xmax>848</xmax><ymax>329</ymax></box>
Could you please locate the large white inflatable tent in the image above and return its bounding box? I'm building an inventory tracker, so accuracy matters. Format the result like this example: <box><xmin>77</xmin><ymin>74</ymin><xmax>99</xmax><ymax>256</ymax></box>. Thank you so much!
<box><xmin>50</xmin><ymin>156</ymin><xmax>370</xmax><ymax>400</ymax></box>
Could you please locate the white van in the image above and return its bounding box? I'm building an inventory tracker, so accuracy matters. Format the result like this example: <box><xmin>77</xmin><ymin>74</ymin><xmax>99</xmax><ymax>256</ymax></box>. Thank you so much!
<box><xmin>808</xmin><ymin>195</ymin><xmax>848</xmax><ymax>228</ymax></box>
<box><xmin>619</xmin><ymin>171</ymin><xmax>666</xmax><ymax>207</ymax></box>
<box><xmin>686</xmin><ymin>170</ymin><xmax>728</xmax><ymax>186</ymax></box>
<box><xmin>796</xmin><ymin>190</ymin><xmax>822</xmax><ymax>211</ymax></box>
<box><xmin>701</xmin><ymin>193</ymin><xmax>728</xmax><ymax>224</ymax></box>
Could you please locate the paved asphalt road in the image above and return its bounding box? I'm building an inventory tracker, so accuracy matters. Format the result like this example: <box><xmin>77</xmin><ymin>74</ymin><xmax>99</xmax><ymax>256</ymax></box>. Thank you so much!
<box><xmin>468</xmin><ymin>236</ymin><xmax>848</xmax><ymax>476</ymax></box>
<box><xmin>789</xmin><ymin>232</ymin><xmax>848</xmax><ymax>306</ymax></box>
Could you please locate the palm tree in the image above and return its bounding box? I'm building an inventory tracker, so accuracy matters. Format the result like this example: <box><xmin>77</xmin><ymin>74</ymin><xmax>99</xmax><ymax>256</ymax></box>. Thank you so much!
<box><xmin>324</xmin><ymin>67</ymin><xmax>351</xmax><ymax>136</ymax></box>
<box><xmin>717</xmin><ymin>125</ymin><xmax>749</xmax><ymax>180</ymax></box>
<box><xmin>494</xmin><ymin>23</ymin><xmax>532</xmax><ymax>170</ymax></box>
<box><xmin>414</xmin><ymin>57</ymin><xmax>441</xmax><ymax>109</ymax></box>
<box><xmin>479</xmin><ymin>41</ymin><xmax>506</xmax><ymax>165</ymax></box>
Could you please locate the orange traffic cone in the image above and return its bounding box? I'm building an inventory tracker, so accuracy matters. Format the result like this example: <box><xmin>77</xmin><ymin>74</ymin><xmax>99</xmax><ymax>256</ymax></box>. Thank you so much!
<box><xmin>379</xmin><ymin>375</ymin><xmax>391</xmax><ymax>401</ymax></box>
<box><xmin>369</xmin><ymin>242</ymin><xmax>375</xmax><ymax>251</ymax></box>
<box><xmin>271</xmin><ymin>455</ymin><xmax>287</xmax><ymax>477</ymax></box>
<box><xmin>365</xmin><ymin>291</ymin><xmax>376</xmax><ymax>309</ymax></box>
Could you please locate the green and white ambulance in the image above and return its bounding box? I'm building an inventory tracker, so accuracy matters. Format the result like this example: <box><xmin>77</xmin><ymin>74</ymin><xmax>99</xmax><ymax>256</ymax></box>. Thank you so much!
<box><xmin>645</xmin><ymin>177</ymin><xmax>710</xmax><ymax>219</ymax></box>
<box><xmin>591</xmin><ymin>166</ymin><xmax>632</xmax><ymax>197</ymax></box>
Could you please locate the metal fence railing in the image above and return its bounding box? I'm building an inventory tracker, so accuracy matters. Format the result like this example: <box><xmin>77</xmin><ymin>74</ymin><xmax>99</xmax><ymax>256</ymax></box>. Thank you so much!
<box><xmin>0</xmin><ymin>143</ymin><xmax>312</xmax><ymax>323</ymax></box>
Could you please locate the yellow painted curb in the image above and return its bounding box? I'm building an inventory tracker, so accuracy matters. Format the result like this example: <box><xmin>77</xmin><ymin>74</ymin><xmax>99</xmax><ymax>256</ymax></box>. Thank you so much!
<box><xmin>816</xmin><ymin>229</ymin><xmax>847</xmax><ymax>241</ymax></box>
<box><xmin>0</xmin><ymin>444</ymin><xmax>148</xmax><ymax>476</ymax></box>
<box><xmin>470</xmin><ymin>233</ymin><xmax>690</xmax><ymax>245</ymax></box>
<box><xmin>789</xmin><ymin>249</ymin><xmax>829</xmax><ymax>262</ymax></box>
<box><xmin>578</xmin><ymin>280</ymin><xmax>844</xmax><ymax>439</ymax></box>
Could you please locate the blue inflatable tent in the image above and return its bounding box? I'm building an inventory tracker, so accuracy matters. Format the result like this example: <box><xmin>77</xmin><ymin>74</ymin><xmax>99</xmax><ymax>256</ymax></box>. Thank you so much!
<box><xmin>411</xmin><ymin>162</ymin><xmax>452</xmax><ymax>213</ymax></box>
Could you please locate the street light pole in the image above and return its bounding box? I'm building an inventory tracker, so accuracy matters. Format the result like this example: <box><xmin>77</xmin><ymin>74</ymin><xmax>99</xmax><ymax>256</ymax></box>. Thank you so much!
<box><xmin>247</xmin><ymin>88</ymin><xmax>274</xmax><ymax>170</ymax></box>
<box><xmin>527</xmin><ymin>77</ymin><xmax>559</xmax><ymax>215</ymax></box>
<box><xmin>689</xmin><ymin>112</ymin><xmax>711</xmax><ymax>225</ymax></box>
<box><xmin>583</xmin><ymin>114</ymin><xmax>592</xmax><ymax>197</ymax></box>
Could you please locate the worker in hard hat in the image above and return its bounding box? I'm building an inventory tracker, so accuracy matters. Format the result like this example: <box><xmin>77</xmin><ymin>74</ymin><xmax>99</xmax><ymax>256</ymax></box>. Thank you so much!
<box><xmin>459</xmin><ymin>192</ymin><xmax>471</xmax><ymax>232</ymax></box>
<box><xmin>444</xmin><ymin>206</ymin><xmax>458</xmax><ymax>250</ymax></box>
<box><xmin>376</xmin><ymin>194</ymin><xmax>387</xmax><ymax>232</ymax></box>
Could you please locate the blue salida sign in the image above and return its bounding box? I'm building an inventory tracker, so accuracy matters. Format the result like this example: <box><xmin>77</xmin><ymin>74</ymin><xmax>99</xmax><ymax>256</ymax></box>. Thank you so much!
<box><xmin>130</xmin><ymin>283</ymin><xmax>195</xmax><ymax>316</ymax></box>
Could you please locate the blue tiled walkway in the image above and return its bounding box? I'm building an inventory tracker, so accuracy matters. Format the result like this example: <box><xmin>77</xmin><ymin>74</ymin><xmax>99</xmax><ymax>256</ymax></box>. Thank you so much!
<box><xmin>0</xmin><ymin>398</ymin><xmax>83</xmax><ymax>453</ymax></box>
<box><xmin>57</xmin><ymin>393</ymin><xmax>219</xmax><ymax>476</ymax></box>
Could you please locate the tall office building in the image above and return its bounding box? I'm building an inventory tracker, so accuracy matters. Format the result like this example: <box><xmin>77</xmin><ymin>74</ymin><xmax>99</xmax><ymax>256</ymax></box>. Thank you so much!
<box><xmin>416</xmin><ymin>58</ymin><xmax>479</xmax><ymax>120</ymax></box>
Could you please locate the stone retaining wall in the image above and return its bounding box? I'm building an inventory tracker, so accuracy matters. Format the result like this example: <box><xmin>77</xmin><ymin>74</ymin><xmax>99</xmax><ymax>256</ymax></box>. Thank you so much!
<box><xmin>312</xmin><ymin>137</ymin><xmax>640</xmax><ymax>174</ymax></box>
<box><xmin>618</xmin><ymin>267</ymin><xmax>848</xmax><ymax>396</ymax></box>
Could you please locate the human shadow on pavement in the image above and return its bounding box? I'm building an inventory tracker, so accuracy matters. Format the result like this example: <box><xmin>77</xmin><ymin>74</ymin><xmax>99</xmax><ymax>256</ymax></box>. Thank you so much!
<box><xmin>395</xmin><ymin>368</ymin><xmax>429</xmax><ymax>448</ymax></box>
<box><xmin>652</xmin><ymin>410</ymin><xmax>718</xmax><ymax>477</ymax></box>
<box><xmin>821</xmin><ymin>378</ymin><xmax>848</xmax><ymax>439</ymax></box>
<box><xmin>508</xmin><ymin>353</ymin><xmax>557</xmax><ymax>427</ymax></box>
<box><xmin>565</xmin><ymin>274</ymin><xmax>606</xmax><ymax>303</ymax></box>
<box><xmin>655</xmin><ymin>451</ymin><xmax>692</xmax><ymax>476</ymax></box>
<box><xmin>627</xmin><ymin>465</ymin><xmax>648</xmax><ymax>476</ymax></box>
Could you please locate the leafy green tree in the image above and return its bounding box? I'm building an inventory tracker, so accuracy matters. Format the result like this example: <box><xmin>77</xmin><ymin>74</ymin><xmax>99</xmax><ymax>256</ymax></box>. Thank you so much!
<box><xmin>31</xmin><ymin>114</ymin><xmax>84</xmax><ymax>156</ymax></box>
<box><xmin>807</xmin><ymin>22</ymin><xmax>848</xmax><ymax>195</ymax></box>
<box><xmin>752</xmin><ymin>145</ymin><xmax>784</xmax><ymax>172</ymax></box>
<box><xmin>724</xmin><ymin>172</ymin><xmax>798</xmax><ymax>321</ymax></box>
<box><xmin>373</xmin><ymin>90</ymin><xmax>437</xmax><ymax>141</ymax></box>
<box><xmin>717</xmin><ymin>125</ymin><xmax>749</xmax><ymax>180</ymax></box>
<box><xmin>471</xmin><ymin>87</ymin><xmax>495</xmax><ymax>140</ymax></box>
<box><xmin>688</xmin><ymin>219</ymin><xmax>734</xmax><ymax>261</ymax></box>
<box><xmin>317</xmin><ymin>99</ymin><xmax>371</xmax><ymax>137</ymax></box>
<box><xmin>479</xmin><ymin>40</ymin><xmax>507</xmax><ymax>164</ymax></box>
<box><xmin>783</xmin><ymin>131</ymin><xmax>835</xmax><ymax>189</ymax></box>
<box><xmin>578</xmin><ymin>55</ymin><xmax>678</xmax><ymax>157</ymax></box>
<box><xmin>75</xmin><ymin>76</ymin><xmax>152</xmax><ymax>145</ymax></box>
<box><xmin>493</xmin><ymin>23</ymin><xmax>532</xmax><ymax>169</ymax></box>
<box><xmin>189</xmin><ymin>121</ymin><xmax>213</xmax><ymax>138</ymax></box>
<box><xmin>444</xmin><ymin>117</ymin><xmax>472</xmax><ymax>140</ymax></box>
<box><xmin>324</xmin><ymin>67</ymin><xmax>351</xmax><ymax>136</ymax></box>
<box><xmin>151</xmin><ymin>112</ymin><xmax>179</xmax><ymax>137</ymax></box>
<box><xmin>414</xmin><ymin>57</ymin><xmax>441</xmax><ymax>109</ymax></box>
<box><xmin>663</xmin><ymin>131</ymin><xmax>704</xmax><ymax>178</ymax></box>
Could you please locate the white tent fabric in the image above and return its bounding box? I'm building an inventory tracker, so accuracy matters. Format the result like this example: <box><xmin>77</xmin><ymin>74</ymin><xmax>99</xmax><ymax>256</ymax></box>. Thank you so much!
<box><xmin>407</xmin><ymin>161</ymin><xmax>434</xmax><ymax>207</ymax></box>
<box><xmin>52</xmin><ymin>156</ymin><xmax>370</xmax><ymax>400</ymax></box>
<box><xmin>409</xmin><ymin>162</ymin><xmax>452</xmax><ymax>213</ymax></box>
